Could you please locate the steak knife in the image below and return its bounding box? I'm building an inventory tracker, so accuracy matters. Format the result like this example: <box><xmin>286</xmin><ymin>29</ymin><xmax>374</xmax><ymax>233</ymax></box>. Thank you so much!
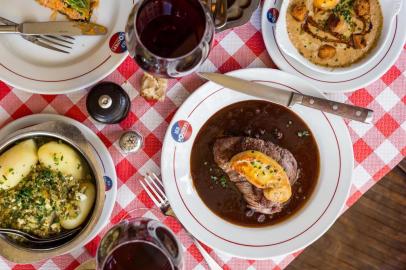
<box><xmin>198</xmin><ymin>72</ymin><xmax>373</xmax><ymax>123</ymax></box>
<box><xmin>0</xmin><ymin>21</ymin><xmax>107</xmax><ymax>36</ymax></box>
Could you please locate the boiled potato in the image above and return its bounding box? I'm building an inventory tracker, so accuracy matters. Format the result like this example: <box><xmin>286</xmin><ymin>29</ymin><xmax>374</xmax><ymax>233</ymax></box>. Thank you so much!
<box><xmin>60</xmin><ymin>182</ymin><xmax>95</xmax><ymax>230</ymax></box>
<box><xmin>0</xmin><ymin>139</ymin><xmax>38</xmax><ymax>190</ymax></box>
<box><xmin>38</xmin><ymin>141</ymin><xmax>85</xmax><ymax>180</ymax></box>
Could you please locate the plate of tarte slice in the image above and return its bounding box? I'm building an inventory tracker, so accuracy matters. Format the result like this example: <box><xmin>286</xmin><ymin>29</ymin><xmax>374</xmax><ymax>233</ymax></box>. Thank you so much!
<box><xmin>35</xmin><ymin>0</ymin><xmax>99</xmax><ymax>21</ymax></box>
<box><xmin>0</xmin><ymin>0</ymin><xmax>134</xmax><ymax>94</ymax></box>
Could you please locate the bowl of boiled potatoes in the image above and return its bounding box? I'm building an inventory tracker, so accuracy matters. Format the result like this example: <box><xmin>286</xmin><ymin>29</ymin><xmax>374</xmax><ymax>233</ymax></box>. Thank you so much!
<box><xmin>0</xmin><ymin>121</ymin><xmax>105</xmax><ymax>263</ymax></box>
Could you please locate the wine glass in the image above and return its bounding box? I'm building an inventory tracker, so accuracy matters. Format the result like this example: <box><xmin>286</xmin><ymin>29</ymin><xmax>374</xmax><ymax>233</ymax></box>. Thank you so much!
<box><xmin>96</xmin><ymin>208</ymin><xmax>183</xmax><ymax>270</ymax></box>
<box><xmin>125</xmin><ymin>0</ymin><xmax>215</xmax><ymax>78</ymax></box>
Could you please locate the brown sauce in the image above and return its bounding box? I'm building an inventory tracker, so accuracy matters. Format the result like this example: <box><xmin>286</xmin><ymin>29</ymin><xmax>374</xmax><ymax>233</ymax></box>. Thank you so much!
<box><xmin>190</xmin><ymin>101</ymin><xmax>320</xmax><ymax>227</ymax></box>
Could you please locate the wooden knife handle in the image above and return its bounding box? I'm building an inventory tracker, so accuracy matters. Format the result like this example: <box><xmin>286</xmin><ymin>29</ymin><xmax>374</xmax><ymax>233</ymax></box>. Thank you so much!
<box><xmin>294</xmin><ymin>93</ymin><xmax>373</xmax><ymax>123</ymax></box>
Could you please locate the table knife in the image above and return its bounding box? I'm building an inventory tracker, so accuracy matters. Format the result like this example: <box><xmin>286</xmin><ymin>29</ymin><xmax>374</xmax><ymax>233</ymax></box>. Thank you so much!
<box><xmin>198</xmin><ymin>72</ymin><xmax>373</xmax><ymax>123</ymax></box>
<box><xmin>0</xmin><ymin>21</ymin><xmax>107</xmax><ymax>36</ymax></box>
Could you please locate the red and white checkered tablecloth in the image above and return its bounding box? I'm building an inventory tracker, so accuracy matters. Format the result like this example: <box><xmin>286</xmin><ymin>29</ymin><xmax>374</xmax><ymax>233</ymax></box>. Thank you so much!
<box><xmin>0</xmin><ymin>7</ymin><xmax>405</xmax><ymax>270</ymax></box>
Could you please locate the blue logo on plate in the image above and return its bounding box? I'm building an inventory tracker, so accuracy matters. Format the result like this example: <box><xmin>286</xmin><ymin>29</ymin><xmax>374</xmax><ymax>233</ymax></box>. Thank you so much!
<box><xmin>171</xmin><ymin>120</ymin><xmax>192</xmax><ymax>143</ymax></box>
<box><xmin>104</xmin><ymin>176</ymin><xmax>113</xmax><ymax>191</ymax></box>
<box><xmin>109</xmin><ymin>32</ymin><xmax>127</xmax><ymax>53</ymax></box>
<box><xmin>267</xmin><ymin>8</ymin><xmax>279</xmax><ymax>24</ymax></box>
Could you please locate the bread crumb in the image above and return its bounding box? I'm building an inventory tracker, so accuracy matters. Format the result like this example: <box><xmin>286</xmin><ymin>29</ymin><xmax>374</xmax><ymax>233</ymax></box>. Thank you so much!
<box><xmin>140</xmin><ymin>73</ymin><xmax>168</xmax><ymax>101</ymax></box>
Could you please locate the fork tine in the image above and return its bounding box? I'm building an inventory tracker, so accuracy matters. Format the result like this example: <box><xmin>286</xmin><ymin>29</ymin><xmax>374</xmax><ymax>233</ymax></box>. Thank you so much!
<box><xmin>151</xmin><ymin>172</ymin><xmax>164</xmax><ymax>188</ymax></box>
<box><xmin>146</xmin><ymin>174</ymin><xmax>167</xmax><ymax>201</ymax></box>
<box><xmin>29</xmin><ymin>38</ymin><xmax>70</xmax><ymax>54</ymax></box>
<box><xmin>0</xmin><ymin>17</ymin><xmax>73</xmax><ymax>54</ymax></box>
<box><xmin>62</xmin><ymin>35</ymin><xmax>75</xmax><ymax>40</ymax></box>
<box><xmin>36</xmin><ymin>36</ymin><xmax>72</xmax><ymax>49</ymax></box>
<box><xmin>150</xmin><ymin>173</ymin><xmax>167</xmax><ymax>199</ymax></box>
<box><xmin>140</xmin><ymin>180</ymin><xmax>162</xmax><ymax>207</ymax></box>
<box><xmin>144</xmin><ymin>175</ymin><xmax>166</xmax><ymax>203</ymax></box>
<box><xmin>44</xmin><ymin>35</ymin><xmax>74</xmax><ymax>45</ymax></box>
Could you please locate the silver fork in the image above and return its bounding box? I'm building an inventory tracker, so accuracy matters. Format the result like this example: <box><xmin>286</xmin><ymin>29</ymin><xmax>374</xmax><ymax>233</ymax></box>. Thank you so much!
<box><xmin>0</xmin><ymin>17</ymin><xmax>74</xmax><ymax>54</ymax></box>
<box><xmin>141</xmin><ymin>172</ymin><xmax>223</xmax><ymax>270</ymax></box>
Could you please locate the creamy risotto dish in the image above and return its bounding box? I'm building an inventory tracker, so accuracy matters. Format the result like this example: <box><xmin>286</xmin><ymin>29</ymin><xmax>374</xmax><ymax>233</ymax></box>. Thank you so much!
<box><xmin>286</xmin><ymin>0</ymin><xmax>383</xmax><ymax>67</ymax></box>
<box><xmin>0</xmin><ymin>138</ymin><xmax>95</xmax><ymax>238</ymax></box>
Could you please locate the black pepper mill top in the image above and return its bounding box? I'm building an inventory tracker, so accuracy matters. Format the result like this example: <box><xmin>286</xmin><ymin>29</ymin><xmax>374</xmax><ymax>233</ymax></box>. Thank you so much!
<box><xmin>86</xmin><ymin>82</ymin><xmax>131</xmax><ymax>124</ymax></box>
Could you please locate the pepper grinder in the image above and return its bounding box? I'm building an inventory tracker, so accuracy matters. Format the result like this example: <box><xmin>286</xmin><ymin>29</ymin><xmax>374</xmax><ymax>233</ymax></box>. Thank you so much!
<box><xmin>86</xmin><ymin>82</ymin><xmax>131</xmax><ymax>124</ymax></box>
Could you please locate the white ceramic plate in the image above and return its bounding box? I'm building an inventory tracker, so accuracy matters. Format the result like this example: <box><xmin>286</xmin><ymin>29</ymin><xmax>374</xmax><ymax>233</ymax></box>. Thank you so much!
<box><xmin>275</xmin><ymin>0</ymin><xmax>402</xmax><ymax>75</ymax></box>
<box><xmin>0</xmin><ymin>0</ymin><xmax>134</xmax><ymax>94</ymax></box>
<box><xmin>262</xmin><ymin>0</ymin><xmax>406</xmax><ymax>92</ymax></box>
<box><xmin>161</xmin><ymin>68</ymin><xmax>353</xmax><ymax>259</ymax></box>
<box><xmin>0</xmin><ymin>114</ymin><xmax>117</xmax><ymax>252</ymax></box>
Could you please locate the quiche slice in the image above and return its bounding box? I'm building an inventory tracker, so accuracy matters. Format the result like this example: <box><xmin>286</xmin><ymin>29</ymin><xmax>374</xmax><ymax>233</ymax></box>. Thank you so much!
<box><xmin>36</xmin><ymin>0</ymin><xmax>98</xmax><ymax>21</ymax></box>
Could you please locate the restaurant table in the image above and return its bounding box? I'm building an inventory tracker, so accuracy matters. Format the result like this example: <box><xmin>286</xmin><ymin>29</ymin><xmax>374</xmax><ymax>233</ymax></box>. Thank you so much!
<box><xmin>0</xmin><ymin>7</ymin><xmax>405</xmax><ymax>270</ymax></box>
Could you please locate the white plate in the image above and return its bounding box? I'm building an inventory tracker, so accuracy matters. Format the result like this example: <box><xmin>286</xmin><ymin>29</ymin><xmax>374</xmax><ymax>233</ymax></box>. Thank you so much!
<box><xmin>0</xmin><ymin>114</ymin><xmax>117</xmax><ymax>252</ymax></box>
<box><xmin>274</xmin><ymin>0</ymin><xmax>402</xmax><ymax>75</ymax></box>
<box><xmin>161</xmin><ymin>68</ymin><xmax>353</xmax><ymax>259</ymax></box>
<box><xmin>0</xmin><ymin>0</ymin><xmax>134</xmax><ymax>94</ymax></box>
<box><xmin>262</xmin><ymin>0</ymin><xmax>406</xmax><ymax>92</ymax></box>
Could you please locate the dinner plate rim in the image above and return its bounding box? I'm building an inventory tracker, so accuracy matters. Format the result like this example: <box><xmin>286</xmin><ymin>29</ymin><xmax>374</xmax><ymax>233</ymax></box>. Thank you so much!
<box><xmin>0</xmin><ymin>0</ymin><xmax>133</xmax><ymax>94</ymax></box>
<box><xmin>261</xmin><ymin>0</ymin><xmax>406</xmax><ymax>93</ymax></box>
<box><xmin>161</xmin><ymin>68</ymin><xmax>354</xmax><ymax>259</ymax></box>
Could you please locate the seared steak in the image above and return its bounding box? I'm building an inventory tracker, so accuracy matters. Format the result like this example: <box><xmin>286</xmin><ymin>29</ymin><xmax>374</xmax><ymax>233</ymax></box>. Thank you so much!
<box><xmin>213</xmin><ymin>137</ymin><xmax>299</xmax><ymax>215</ymax></box>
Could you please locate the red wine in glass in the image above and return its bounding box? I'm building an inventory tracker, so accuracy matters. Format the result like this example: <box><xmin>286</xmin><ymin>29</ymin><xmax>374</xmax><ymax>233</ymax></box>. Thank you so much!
<box><xmin>126</xmin><ymin>0</ymin><xmax>215</xmax><ymax>77</ymax></box>
<box><xmin>97</xmin><ymin>218</ymin><xmax>183</xmax><ymax>270</ymax></box>
<box><xmin>102</xmin><ymin>241</ymin><xmax>173</xmax><ymax>270</ymax></box>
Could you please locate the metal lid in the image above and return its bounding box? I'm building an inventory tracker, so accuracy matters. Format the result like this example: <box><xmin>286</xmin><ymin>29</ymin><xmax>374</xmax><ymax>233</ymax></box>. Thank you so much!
<box><xmin>86</xmin><ymin>82</ymin><xmax>131</xmax><ymax>124</ymax></box>
<box><xmin>119</xmin><ymin>130</ymin><xmax>144</xmax><ymax>153</ymax></box>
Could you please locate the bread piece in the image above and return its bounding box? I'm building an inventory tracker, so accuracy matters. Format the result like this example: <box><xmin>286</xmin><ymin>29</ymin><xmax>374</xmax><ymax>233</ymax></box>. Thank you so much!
<box><xmin>318</xmin><ymin>44</ymin><xmax>336</xmax><ymax>59</ymax></box>
<box><xmin>291</xmin><ymin>4</ymin><xmax>308</xmax><ymax>22</ymax></box>
<box><xmin>140</xmin><ymin>73</ymin><xmax>168</xmax><ymax>101</ymax></box>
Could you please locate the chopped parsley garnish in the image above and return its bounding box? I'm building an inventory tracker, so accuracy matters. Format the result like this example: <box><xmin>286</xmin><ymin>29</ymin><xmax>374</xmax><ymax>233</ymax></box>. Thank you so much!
<box><xmin>333</xmin><ymin>0</ymin><xmax>355</xmax><ymax>24</ymax></box>
<box><xmin>53</xmin><ymin>153</ymin><xmax>60</xmax><ymax>165</ymax></box>
<box><xmin>219</xmin><ymin>176</ymin><xmax>228</xmax><ymax>188</ymax></box>
<box><xmin>0</xmin><ymin>164</ymin><xmax>89</xmax><ymax>238</ymax></box>
<box><xmin>210</xmin><ymin>175</ymin><xmax>228</xmax><ymax>188</ymax></box>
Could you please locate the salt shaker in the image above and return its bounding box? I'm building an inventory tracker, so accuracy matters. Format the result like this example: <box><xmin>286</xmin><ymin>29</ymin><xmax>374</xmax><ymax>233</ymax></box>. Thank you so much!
<box><xmin>119</xmin><ymin>130</ymin><xmax>143</xmax><ymax>154</ymax></box>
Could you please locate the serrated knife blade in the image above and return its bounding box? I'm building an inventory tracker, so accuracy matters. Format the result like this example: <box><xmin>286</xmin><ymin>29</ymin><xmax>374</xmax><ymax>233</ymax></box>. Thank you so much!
<box><xmin>197</xmin><ymin>72</ymin><xmax>373</xmax><ymax>124</ymax></box>
<box><xmin>198</xmin><ymin>72</ymin><xmax>294</xmax><ymax>107</ymax></box>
